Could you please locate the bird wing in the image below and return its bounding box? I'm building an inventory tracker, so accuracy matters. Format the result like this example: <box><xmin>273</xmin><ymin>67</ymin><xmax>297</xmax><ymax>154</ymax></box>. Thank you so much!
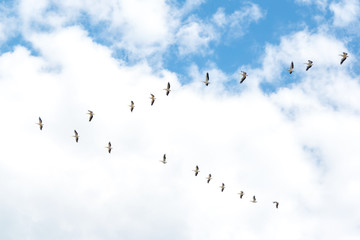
<box><xmin>291</xmin><ymin>62</ymin><xmax>294</xmax><ymax>68</ymax></box>
<box><xmin>39</xmin><ymin>117</ymin><xmax>42</xmax><ymax>123</ymax></box>
<box><xmin>167</xmin><ymin>82</ymin><xmax>170</xmax><ymax>89</ymax></box>
<box><xmin>74</xmin><ymin>130</ymin><xmax>78</xmax><ymax>135</ymax></box>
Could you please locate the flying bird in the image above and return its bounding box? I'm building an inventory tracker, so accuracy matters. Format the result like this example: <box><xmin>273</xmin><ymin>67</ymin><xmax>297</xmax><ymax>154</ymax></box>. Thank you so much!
<box><xmin>220</xmin><ymin>183</ymin><xmax>225</xmax><ymax>192</ymax></box>
<box><xmin>288</xmin><ymin>61</ymin><xmax>294</xmax><ymax>74</ymax></box>
<box><xmin>339</xmin><ymin>52</ymin><xmax>348</xmax><ymax>64</ymax></box>
<box><xmin>203</xmin><ymin>72</ymin><xmax>210</xmax><ymax>86</ymax></box>
<box><xmin>87</xmin><ymin>110</ymin><xmax>94</xmax><ymax>122</ymax></box>
<box><xmin>238</xmin><ymin>191</ymin><xmax>244</xmax><ymax>199</ymax></box>
<box><xmin>129</xmin><ymin>101</ymin><xmax>135</xmax><ymax>112</ymax></box>
<box><xmin>164</xmin><ymin>82</ymin><xmax>171</xmax><ymax>96</ymax></box>
<box><xmin>193</xmin><ymin>165</ymin><xmax>200</xmax><ymax>176</ymax></box>
<box><xmin>150</xmin><ymin>94</ymin><xmax>156</xmax><ymax>106</ymax></box>
<box><xmin>160</xmin><ymin>154</ymin><xmax>167</xmax><ymax>164</ymax></box>
<box><xmin>240</xmin><ymin>71</ymin><xmax>248</xmax><ymax>83</ymax></box>
<box><xmin>36</xmin><ymin>117</ymin><xmax>43</xmax><ymax>130</ymax></box>
<box><xmin>304</xmin><ymin>60</ymin><xmax>313</xmax><ymax>71</ymax></box>
<box><xmin>206</xmin><ymin>174</ymin><xmax>212</xmax><ymax>183</ymax></box>
<box><xmin>273</xmin><ymin>201</ymin><xmax>279</xmax><ymax>208</ymax></box>
<box><xmin>251</xmin><ymin>195</ymin><xmax>257</xmax><ymax>203</ymax></box>
<box><xmin>106</xmin><ymin>142</ymin><xmax>112</xmax><ymax>153</ymax></box>
<box><xmin>73</xmin><ymin>130</ymin><xmax>79</xmax><ymax>143</ymax></box>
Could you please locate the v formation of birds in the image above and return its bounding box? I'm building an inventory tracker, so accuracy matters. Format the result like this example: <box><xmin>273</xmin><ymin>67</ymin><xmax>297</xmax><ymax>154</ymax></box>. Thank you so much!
<box><xmin>36</xmin><ymin>53</ymin><xmax>349</xmax><ymax>209</ymax></box>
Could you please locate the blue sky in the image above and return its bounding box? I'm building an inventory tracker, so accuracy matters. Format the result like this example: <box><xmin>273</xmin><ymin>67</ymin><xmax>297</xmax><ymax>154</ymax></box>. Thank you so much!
<box><xmin>1</xmin><ymin>0</ymin><xmax>360</xmax><ymax>239</ymax></box>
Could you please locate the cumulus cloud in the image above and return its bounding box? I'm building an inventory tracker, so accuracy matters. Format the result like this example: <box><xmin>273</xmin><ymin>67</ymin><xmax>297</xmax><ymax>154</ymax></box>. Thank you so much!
<box><xmin>1</xmin><ymin>1</ymin><xmax>360</xmax><ymax>240</ymax></box>
<box><xmin>175</xmin><ymin>17</ymin><xmax>218</xmax><ymax>56</ymax></box>
<box><xmin>212</xmin><ymin>3</ymin><xmax>264</xmax><ymax>38</ymax></box>
<box><xmin>330</xmin><ymin>0</ymin><xmax>360</xmax><ymax>27</ymax></box>
<box><xmin>176</xmin><ymin>3</ymin><xmax>264</xmax><ymax>56</ymax></box>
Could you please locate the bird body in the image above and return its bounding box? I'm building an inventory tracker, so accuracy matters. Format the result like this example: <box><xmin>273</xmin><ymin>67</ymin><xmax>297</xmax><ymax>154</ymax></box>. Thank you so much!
<box><xmin>160</xmin><ymin>154</ymin><xmax>167</xmax><ymax>164</ymax></box>
<box><xmin>206</xmin><ymin>174</ymin><xmax>212</xmax><ymax>183</ymax></box>
<box><xmin>37</xmin><ymin>117</ymin><xmax>43</xmax><ymax>130</ymax></box>
<box><xmin>203</xmin><ymin>72</ymin><xmax>210</xmax><ymax>86</ymax></box>
<box><xmin>305</xmin><ymin>60</ymin><xmax>313</xmax><ymax>71</ymax></box>
<box><xmin>87</xmin><ymin>110</ymin><xmax>94</xmax><ymax>122</ymax></box>
<box><xmin>150</xmin><ymin>94</ymin><xmax>156</xmax><ymax>106</ymax></box>
<box><xmin>273</xmin><ymin>201</ymin><xmax>279</xmax><ymax>208</ymax></box>
<box><xmin>251</xmin><ymin>195</ymin><xmax>257</xmax><ymax>203</ymax></box>
<box><xmin>106</xmin><ymin>142</ymin><xmax>112</xmax><ymax>153</ymax></box>
<box><xmin>240</xmin><ymin>71</ymin><xmax>248</xmax><ymax>83</ymax></box>
<box><xmin>238</xmin><ymin>191</ymin><xmax>244</xmax><ymax>199</ymax></box>
<box><xmin>73</xmin><ymin>130</ymin><xmax>79</xmax><ymax>142</ymax></box>
<box><xmin>288</xmin><ymin>61</ymin><xmax>294</xmax><ymax>74</ymax></box>
<box><xmin>340</xmin><ymin>52</ymin><xmax>348</xmax><ymax>64</ymax></box>
<box><xmin>193</xmin><ymin>165</ymin><xmax>200</xmax><ymax>176</ymax></box>
<box><xmin>129</xmin><ymin>101</ymin><xmax>135</xmax><ymax>112</ymax></box>
<box><xmin>220</xmin><ymin>183</ymin><xmax>225</xmax><ymax>192</ymax></box>
<box><xmin>164</xmin><ymin>82</ymin><xmax>171</xmax><ymax>96</ymax></box>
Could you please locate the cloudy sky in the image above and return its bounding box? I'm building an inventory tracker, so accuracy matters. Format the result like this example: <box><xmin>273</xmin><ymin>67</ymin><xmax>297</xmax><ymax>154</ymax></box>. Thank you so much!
<box><xmin>1</xmin><ymin>0</ymin><xmax>360</xmax><ymax>239</ymax></box>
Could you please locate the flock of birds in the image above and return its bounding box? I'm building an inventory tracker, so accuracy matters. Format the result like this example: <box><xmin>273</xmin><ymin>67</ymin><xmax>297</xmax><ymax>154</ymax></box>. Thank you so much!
<box><xmin>35</xmin><ymin>52</ymin><xmax>349</xmax><ymax>210</ymax></box>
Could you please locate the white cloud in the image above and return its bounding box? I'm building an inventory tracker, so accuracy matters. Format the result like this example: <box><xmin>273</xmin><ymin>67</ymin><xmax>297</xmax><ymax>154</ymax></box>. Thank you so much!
<box><xmin>175</xmin><ymin>17</ymin><xmax>218</xmax><ymax>56</ymax></box>
<box><xmin>330</xmin><ymin>0</ymin><xmax>360</xmax><ymax>27</ymax></box>
<box><xmin>1</xmin><ymin>1</ymin><xmax>360</xmax><ymax>240</ymax></box>
<box><xmin>212</xmin><ymin>4</ymin><xmax>264</xmax><ymax>39</ymax></box>
<box><xmin>176</xmin><ymin>3</ymin><xmax>264</xmax><ymax>56</ymax></box>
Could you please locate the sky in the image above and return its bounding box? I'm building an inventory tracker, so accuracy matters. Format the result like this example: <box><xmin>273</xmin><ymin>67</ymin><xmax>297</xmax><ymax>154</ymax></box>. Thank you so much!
<box><xmin>1</xmin><ymin>0</ymin><xmax>360</xmax><ymax>239</ymax></box>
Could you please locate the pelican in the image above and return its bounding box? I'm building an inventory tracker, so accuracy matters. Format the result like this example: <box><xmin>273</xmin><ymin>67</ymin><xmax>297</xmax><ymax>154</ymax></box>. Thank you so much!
<box><xmin>164</xmin><ymin>82</ymin><xmax>171</xmax><ymax>96</ymax></box>
<box><xmin>206</xmin><ymin>174</ymin><xmax>212</xmax><ymax>183</ymax></box>
<box><xmin>238</xmin><ymin>191</ymin><xmax>244</xmax><ymax>199</ymax></box>
<box><xmin>193</xmin><ymin>165</ymin><xmax>200</xmax><ymax>176</ymax></box>
<box><xmin>160</xmin><ymin>154</ymin><xmax>167</xmax><ymax>164</ymax></box>
<box><xmin>220</xmin><ymin>183</ymin><xmax>225</xmax><ymax>192</ymax></box>
<box><xmin>340</xmin><ymin>52</ymin><xmax>348</xmax><ymax>64</ymax></box>
<box><xmin>73</xmin><ymin>130</ymin><xmax>79</xmax><ymax>143</ymax></box>
<box><xmin>273</xmin><ymin>201</ymin><xmax>279</xmax><ymax>208</ymax></box>
<box><xmin>304</xmin><ymin>60</ymin><xmax>313</xmax><ymax>71</ymax></box>
<box><xmin>240</xmin><ymin>71</ymin><xmax>248</xmax><ymax>83</ymax></box>
<box><xmin>203</xmin><ymin>72</ymin><xmax>210</xmax><ymax>86</ymax></box>
<box><xmin>106</xmin><ymin>142</ymin><xmax>112</xmax><ymax>153</ymax></box>
<box><xmin>251</xmin><ymin>195</ymin><xmax>257</xmax><ymax>203</ymax></box>
<box><xmin>36</xmin><ymin>117</ymin><xmax>43</xmax><ymax>130</ymax></box>
<box><xmin>129</xmin><ymin>101</ymin><xmax>135</xmax><ymax>112</ymax></box>
<box><xmin>288</xmin><ymin>61</ymin><xmax>294</xmax><ymax>74</ymax></box>
<box><xmin>150</xmin><ymin>94</ymin><xmax>156</xmax><ymax>106</ymax></box>
<box><xmin>87</xmin><ymin>110</ymin><xmax>94</xmax><ymax>122</ymax></box>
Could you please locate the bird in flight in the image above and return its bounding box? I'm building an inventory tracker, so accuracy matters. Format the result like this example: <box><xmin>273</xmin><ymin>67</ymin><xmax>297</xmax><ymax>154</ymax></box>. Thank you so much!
<box><xmin>150</xmin><ymin>94</ymin><xmax>156</xmax><ymax>106</ymax></box>
<box><xmin>129</xmin><ymin>101</ymin><xmax>135</xmax><ymax>112</ymax></box>
<box><xmin>206</xmin><ymin>174</ymin><xmax>212</xmax><ymax>183</ymax></box>
<box><xmin>288</xmin><ymin>61</ymin><xmax>294</xmax><ymax>74</ymax></box>
<box><xmin>339</xmin><ymin>52</ymin><xmax>348</xmax><ymax>65</ymax></box>
<box><xmin>238</xmin><ymin>191</ymin><xmax>244</xmax><ymax>199</ymax></box>
<box><xmin>220</xmin><ymin>183</ymin><xmax>225</xmax><ymax>192</ymax></box>
<box><xmin>240</xmin><ymin>71</ymin><xmax>248</xmax><ymax>83</ymax></box>
<box><xmin>106</xmin><ymin>142</ymin><xmax>112</xmax><ymax>153</ymax></box>
<box><xmin>193</xmin><ymin>165</ymin><xmax>200</xmax><ymax>176</ymax></box>
<box><xmin>304</xmin><ymin>60</ymin><xmax>313</xmax><ymax>71</ymax></box>
<box><xmin>36</xmin><ymin>117</ymin><xmax>43</xmax><ymax>130</ymax></box>
<box><xmin>251</xmin><ymin>195</ymin><xmax>257</xmax><ymax>203</ymax></box>
<box><xmin>164</xmin><ymin>82</ymin><xmax>171</xmax><ymax>96</ymax></box>
<box><xmin>73</xmin><ymin>130</ymin><xmax>79</xmax><ymax>143</ymax></box>
<box><xmin>203</xmin><ymin>72</ymin><xmax>210</xmax><ymax>86</ymax></box>
<box><xmin>273</xmin><ymin>201</ymin><xmax>279</xmax><ymax>208</ymax></box>
<box><xmin>87</xmin><ymin>110</ymin><xmax>94</xmax><ymax>122</ymax></box>
<box><xmin>160</xmin><ymin>154</ymin><xmax>167</xmax><ymax>164</ymax></box>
